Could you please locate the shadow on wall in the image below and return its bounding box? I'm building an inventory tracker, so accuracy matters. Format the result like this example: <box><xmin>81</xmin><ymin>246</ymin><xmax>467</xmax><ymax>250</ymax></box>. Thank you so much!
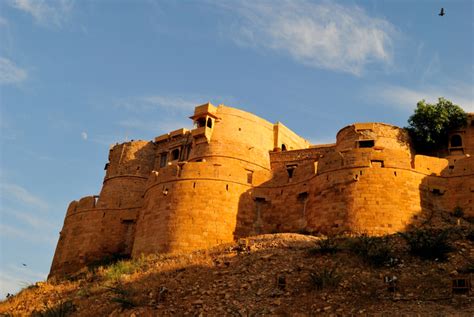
<box><xmin>50</xmin><ymin>141</ymin><xmax>156</xmax><ymax>277</ymax></box>
<box><xmin>233</xmin><ymin>128</ymin><xmax>473</xmax><ymax>239</ymax></box>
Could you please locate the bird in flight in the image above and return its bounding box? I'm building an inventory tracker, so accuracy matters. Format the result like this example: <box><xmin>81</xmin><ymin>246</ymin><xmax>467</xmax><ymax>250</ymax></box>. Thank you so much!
<box><xmin>22</xmin><ymin>263</ymin><xmax>27</xmax><ymax>267</ymax></box>
<box><xmin>439</xmin><ymin>8</ymin><xmax>445</xmax><ymax>16</ymax></box>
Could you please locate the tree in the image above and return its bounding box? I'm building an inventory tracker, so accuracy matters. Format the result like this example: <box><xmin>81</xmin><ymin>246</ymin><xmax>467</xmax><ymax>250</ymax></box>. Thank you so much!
<box><xmin>406</xmin><ymin>97</ymin><xmax>467</xmax><ymax>154</ymax></box>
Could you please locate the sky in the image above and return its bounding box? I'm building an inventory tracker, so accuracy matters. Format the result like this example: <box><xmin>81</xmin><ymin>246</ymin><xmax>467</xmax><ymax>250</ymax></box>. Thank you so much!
<box><xmin>0</xmin><ymin>0</ymin><xmax>473</xmax><ymax>298</ymax></box>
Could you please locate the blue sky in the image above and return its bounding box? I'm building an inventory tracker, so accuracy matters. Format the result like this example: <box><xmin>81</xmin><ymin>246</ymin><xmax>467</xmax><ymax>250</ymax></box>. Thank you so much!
<box><xmin>0</xmin><ymin>0</ymin><xmax>472</xmax><ymax>298</ymax></box>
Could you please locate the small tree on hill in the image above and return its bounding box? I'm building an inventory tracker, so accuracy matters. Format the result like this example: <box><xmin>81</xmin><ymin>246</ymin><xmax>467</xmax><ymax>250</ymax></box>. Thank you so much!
<box><xmin>406</xmin><ymin>98</ymin><xmax>467</xmax><ymax>154</ymax></box>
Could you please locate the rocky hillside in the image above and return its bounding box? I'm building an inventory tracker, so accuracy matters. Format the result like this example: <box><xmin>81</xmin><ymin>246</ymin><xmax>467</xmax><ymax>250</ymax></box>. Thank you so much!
<box><xmin>1</xmin><ymin>227</ymin><xmax>473</xmax><ymax>316</ymax></box>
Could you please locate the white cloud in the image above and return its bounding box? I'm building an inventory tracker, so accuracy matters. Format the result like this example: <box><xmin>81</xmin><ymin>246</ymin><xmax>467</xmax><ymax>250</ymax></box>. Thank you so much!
<box><xmin>0</xmin><ymin>57</ymin><xmax>27</xmax><ymax>85</ymax></box>
<box><xmin>114</xmin><ymin>95</ymin><xmax>204</xmax><ymax>113</ymax></box>
<box><xmin>9</xmin><ymin>0</ymin><xmax>73</xmax><ymax>27</ymax></box>
<box><xmin>81</xmin><ymin>131</ymin><xmax>88</xmax><ymax>140</ymax></box>
<box><xmin>117</xmin><ymin>118</ymin><xmax>191</xmax><ymax>134</ymax></box>
<box><xmin>0</xmin><ymin>223</ymin><xmax>56</xmax><ymax>245</ymax></box>
<box><xmin>0</xmin><ymin>266</ymin><xmax>47</xmax><ymax>300</ymax></box>
<box><xmin>218</xmin><ymin>0</ymin><xmax>396</xmax><ymax>76</ymax></box>
<box><xmin>3</xmin><ymin>208</ymin><xmax>56</xmax><ymax>230</ymax></box>
<box><xmin>0</xmin><ymin>17</ymin><xmax>8</xmax><ymax>26</ymax></box>
<box><xmin>0</xmin><ymin>183</ymin><xmax>49</xmax><ymax>210</ymax></box>
<box><xmin>368</xmin><ymin>83</ymin><xmax>474</xmax><ymax>112</ymax></box>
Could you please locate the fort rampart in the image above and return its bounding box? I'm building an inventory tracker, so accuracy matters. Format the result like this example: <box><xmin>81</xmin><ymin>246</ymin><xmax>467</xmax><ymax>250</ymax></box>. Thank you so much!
<box><xmin>49</xmin><ymin>105</ymin><xmax>474</xmax><ymax>277</ymax></box>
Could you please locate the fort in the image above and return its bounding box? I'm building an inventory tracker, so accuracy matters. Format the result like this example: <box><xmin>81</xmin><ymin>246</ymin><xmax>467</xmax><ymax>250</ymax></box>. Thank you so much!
<box><xmin>49</xmin><ymin>103</ymin><xmax>474</xmax><ymax>277</ymax></box>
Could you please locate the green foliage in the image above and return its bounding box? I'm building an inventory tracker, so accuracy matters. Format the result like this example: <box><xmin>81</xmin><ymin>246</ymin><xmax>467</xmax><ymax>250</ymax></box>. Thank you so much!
<box><xmin>452</xmin><ymin>206</ymin><xmax>464</xmax><ymax>218</ymax></box>
<box><xmin>349</xmin><ymin>235</ymin><xmax>393</xmax><ymax>267</ymax></box>
<box><xmin>399</xmin><ymin>228</ymin><xmax>453</xmax><ymax>261</ymax></box>
<box><xmin>466</xmin><ymin>229</ymin><xmax>474</xmax><ymax>242</ymax></box>
<box><xmin>406</xmin><ymin>98</ymin><xmax>467</xmax><ymax>154</ymax></box>
<box><xmin>309</xmin><ymin>237</ymin><xmax>340</xmax><ymax>255</ymax></box>
<box><xmin>104</xmin><ymin>254</ymin><xmax>148</xmax><ymax>281</ymax></box>
<box><xmin>309</xmin><ymin>268</ymin><xmax>341</xmax><ymax>290</ymax></box>
<box><xmin>87</xmin><ymin>253</ymin><xmax>129</xmax><ymax>273</ymax></box>
<box><xmin>31</xmin><ymin>300</ymin><xmax>75</xmax><ymax>317</ymax></box>
<box><xmin>106</xmin><ymin>284</ymin><xmax>136</xmax><ymax>309</ymax></box>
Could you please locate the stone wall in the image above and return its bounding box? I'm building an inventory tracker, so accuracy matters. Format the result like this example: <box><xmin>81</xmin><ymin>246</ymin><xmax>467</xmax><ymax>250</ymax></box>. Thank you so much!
<box><xmin>49</xmin><ymin>105</ymin><xmax>474</xmax><ymax>277</ymax></box>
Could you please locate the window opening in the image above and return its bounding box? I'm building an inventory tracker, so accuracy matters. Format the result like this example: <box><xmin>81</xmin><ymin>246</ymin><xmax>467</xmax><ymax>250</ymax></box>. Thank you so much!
<box><xmin>246</xmin><ymin>170</ymin><xmax>253</xmax><ymax>184</ymax></box>
<box><xmin>171</xmin><ymin>148</ymin><xmax>180</xmax><ymax>161</ymax></box>
<box><xmin>450</xmin><ymin>134</ymin><xmax>462</xmax><ymax>147</ymax></box>
<box><xmin>297</xmin><ymin>192</ymin><xmax>309</xmax><ymax>201</ymax></box>
<box><xmin>207</xmin><ymin>118</ymin><xmax>213</xmax><ymax>128</ymax></box>
<box><xmin>358</xmin><ymin>140</ymin><xmax>374</xmax><ymax>148</ymax></box>
<box><xmin>281</xmin><ymin>144</ymin><xmax>287</xmax><ymax>151</ymax></box>
<box><xmin>196</xmin><ymin>117</ymin><xmax>206</xmax><ymax>128</ymax></box>
<box><xmin>160</xmin><ymin>153</ymin><xmax>168</xmax><ymax>168</ymax></box>
<box><xmin>286</xmin><ymin>164</ymin><xmax>297</xmax><ymax>179</ymax></box>
<box><xmin>371</xmin><ymin>160</ymin><xmax>384</xmax><ymax>167</ymax></box>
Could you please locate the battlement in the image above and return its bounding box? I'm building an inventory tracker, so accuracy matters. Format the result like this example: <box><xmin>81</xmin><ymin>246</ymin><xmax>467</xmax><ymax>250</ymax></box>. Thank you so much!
<box><xmin>49</xmin><ymin>105</ymin><xmax>474</xmax><ymax>277</ymax></box>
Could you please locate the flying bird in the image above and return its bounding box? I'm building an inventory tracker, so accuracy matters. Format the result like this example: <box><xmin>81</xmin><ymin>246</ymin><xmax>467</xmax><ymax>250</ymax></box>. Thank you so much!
<box><xmin>439</xmin><ymin>8</ymin><xmax>445</xmax><ymax>16</ymax></box>
<box><xmin>22</xmin><ymin>263</ymin><xmax>27</xmax><ymax>267</ymax></box>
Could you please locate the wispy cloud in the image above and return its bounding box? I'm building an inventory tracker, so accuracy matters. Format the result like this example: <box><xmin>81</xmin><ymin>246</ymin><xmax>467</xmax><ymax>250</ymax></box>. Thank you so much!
<box><xmin>114</xmin><ymin>95</ymin><xmax>205</xmax><ymax>113</ymax></box>
<box><xmin>367</xmin><ymin>83</ymin><xmax>474</xmax><ymax>112</ymax></box>
<box><xmin>117</xmin><ymin>118</ymin><xmax>191</xmax><ymax>134</ymax></box>
<box><xmin>0</xmin><ymin>183</ymin><xmax>49</xmax><ymax>210</ymax></box>
<box><xmin>0</xmin><ymin>57</ymin><xmax>27</xmax><ymax>85</ymax></box>
<box><xmin>217</xmin><ymin>0</ymin><xmax>396</xmax><ymax>76</ymax></box>
<box><xmin>9</xmin><ymin>0</ymin><xmax>73</xmax><ymax>27</ymax></box>
<box><xmin>0</xmin><ymin>223</ymin><xmax>56</xmax><ymax>245</ymax></box>
<box><xmin>81</xmin><ymin>131</ymin><xmax>88</xmax><ymax>140</ymax></box>
<box><xmin>0</xmin><ymin>16</ymin><xmax>8</xmax><ymax>26</ymax></box>
<box><xmin>3</xmin><ymin>208</ymin><xmax>56</xmax><ymax>230</ymax></box>
<box><xmin>0</xmin><ymin>266</ymin><xmax>47</xmax><ymax>299</ymax></box>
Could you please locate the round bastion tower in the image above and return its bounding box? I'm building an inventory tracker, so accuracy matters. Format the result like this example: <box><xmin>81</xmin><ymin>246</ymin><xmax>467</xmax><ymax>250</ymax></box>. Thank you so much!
<box><xmin>305</xmin><ymin>123</ymin><xmax>434</xmax><ymax>235</ymax></box>
<box><xmin>132</xmin><ymin>104</ymin><xmax>278</xmax><ymax>256</ymax></box>
<box><xmin>49</xmin><ymin>141</ymin><xmax>155</xmax><ymax>277</ymax></box>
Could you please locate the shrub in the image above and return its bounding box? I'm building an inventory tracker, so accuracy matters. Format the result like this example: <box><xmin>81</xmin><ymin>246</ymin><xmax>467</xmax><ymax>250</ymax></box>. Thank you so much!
<box><xmin>87</xmin><ymin>253</ymin><xmax>129</xmax><ymax>272</ymax></box>
<box><xmin>104</xmin><ymin>255</ymin><xmax>148</xmax><ymax>281</ymax></box>
<box><xmin>309</xmin><ymin>268</ymin><xmax>340</xmax><ymax>290</ymax></box>
<box><xmin>31</xmin><ymin>300</ymin><xmax>75</xmax><ymax>317</ymax></box>
<box><xmin>452</xmin><ymin>206</ymin><xmax>464</xmax><ymax>218</ymax></box>
<box><xmin>467</xmin><ymin>230</ymin><xmax>474</xmax><ymax>242</ymax></box>
<box><xmin>349</xmin><ymin>235</ymin><xmax>393</xmax><ymax>267</ymax></box>
<box><xmin>106</xmin><ymin>284</ymin><xmax>136</xmax><ymax>309</ymax></box>
<box><xmin>309</xmin><ymin>237</ymin><xmax>340</xmax><ymax>255</ymax></box>
<box><xmin>400</xmin><ymin>228</ymin><xmax>453</xmax><ymax>261</ymax></box>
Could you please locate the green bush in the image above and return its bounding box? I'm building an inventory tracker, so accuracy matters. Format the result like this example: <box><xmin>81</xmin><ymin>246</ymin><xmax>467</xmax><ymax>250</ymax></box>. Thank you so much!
<box><xmin>106</xmin><ymin>284</ymin><xmax>136</xmax><ymax>309</ymax></box>
<box><xmin>104</xmin><ymin>255</ymin><xmax>148</xmax><ymax>281</ymax></box>
<box><xmin>400</xmin><ymin>228</ymin><xmax>453</xmax><ymax>261</ymax></box>
<box><xmin>349</xmin><ymin>235</ymin><xmax>393</xmax><ymax>267</ymax></box>
<box><xmin>309</xmin><ymin>237</ymin><xmax>340</xmax><ymax>255</ymax></box>
<box><xmin>31</xmin><ymin>300</ymin><xmax>75</xmax><ymax>317</ymax></box>
<box><xmin>452</xmin><ymin>206</ymin><xmax>464</xmax><ymax>218</ymax></box>
<box><xmin>309</xmin><ymin>268</ymin><xmax>340</xmax><ymax>290</ymax></box>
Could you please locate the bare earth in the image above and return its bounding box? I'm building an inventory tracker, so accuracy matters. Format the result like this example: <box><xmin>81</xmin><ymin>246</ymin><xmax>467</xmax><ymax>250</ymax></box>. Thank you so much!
<box><xmin>1</xmin><ymin>233</ymin><xmax>473</xmax><ymax>316</ymax></box>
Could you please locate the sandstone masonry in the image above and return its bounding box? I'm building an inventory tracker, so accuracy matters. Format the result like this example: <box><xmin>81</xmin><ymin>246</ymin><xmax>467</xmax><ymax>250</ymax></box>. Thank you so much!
<box><xmin>49</xmin><ymin>103</ymin><xmax>474</xmax><ymax>277</ymax></box>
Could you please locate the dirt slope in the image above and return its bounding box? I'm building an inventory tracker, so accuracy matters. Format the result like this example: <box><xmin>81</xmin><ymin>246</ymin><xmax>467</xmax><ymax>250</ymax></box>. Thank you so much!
<box><xmin>1</xmin><ymin>232</ymin><xmax>473</xmax><ymax>316</ymax></box>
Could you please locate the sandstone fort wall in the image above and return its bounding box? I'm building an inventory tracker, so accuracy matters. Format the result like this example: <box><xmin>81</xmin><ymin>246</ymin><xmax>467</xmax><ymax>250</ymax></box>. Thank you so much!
<box><xmin>49</xmin><ymin>104</ymin><xmax>474</xmax><ymax>277</ymax></box>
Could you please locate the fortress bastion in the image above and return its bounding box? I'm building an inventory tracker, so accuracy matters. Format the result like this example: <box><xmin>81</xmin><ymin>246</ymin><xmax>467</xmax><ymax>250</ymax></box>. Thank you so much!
<box><xmin>49</xmin><ymin>104</ymin><xmax>474</xmax><ymax>277</ymax></box>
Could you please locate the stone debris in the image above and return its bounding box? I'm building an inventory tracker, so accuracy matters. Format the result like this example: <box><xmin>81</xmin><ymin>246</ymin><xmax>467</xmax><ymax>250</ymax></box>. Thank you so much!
<box><xmin>1</xmin><ymin>232</ymin><xmax>473</xmax><ymax>316</ymax></box>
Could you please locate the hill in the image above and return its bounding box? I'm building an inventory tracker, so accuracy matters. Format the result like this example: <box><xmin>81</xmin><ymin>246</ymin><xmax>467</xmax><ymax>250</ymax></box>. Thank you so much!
<box><xmin>1</xmin><ymin>226</ymin><xmax>473</xmax><ymax>316</ymax></box>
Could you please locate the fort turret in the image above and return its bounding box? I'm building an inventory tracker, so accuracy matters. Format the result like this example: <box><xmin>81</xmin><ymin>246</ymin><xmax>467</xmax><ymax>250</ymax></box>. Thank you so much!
<box><xmin>49</xmin><ymin>104</ymin><xmax>474</xmax><ymax>278</ymax></box>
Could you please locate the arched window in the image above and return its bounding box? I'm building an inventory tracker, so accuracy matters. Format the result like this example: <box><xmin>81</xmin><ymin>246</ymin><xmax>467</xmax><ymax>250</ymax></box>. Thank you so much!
<box><xmin>207</xmin><ymin>117</ymin><xmax>213</xmax><ymax>128</ymax></box>
<box><xmin>196</xmin><ymin>117</ymin><xmax>206</xmax><ymax>128</ymax></box>
<box><xmin>171</xmin><ymin>148</ymin><xmax>180</xmax><ymax>161</ymax></box>
<box><xmin>281</xmin><ymin>144</ymin><xmax>287</xmax><ymax>151</ymax></box>
<box><xmin>451</xmin><ymin>135</ymin><xmax>462</xmax><ymax>147</ymax></box>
